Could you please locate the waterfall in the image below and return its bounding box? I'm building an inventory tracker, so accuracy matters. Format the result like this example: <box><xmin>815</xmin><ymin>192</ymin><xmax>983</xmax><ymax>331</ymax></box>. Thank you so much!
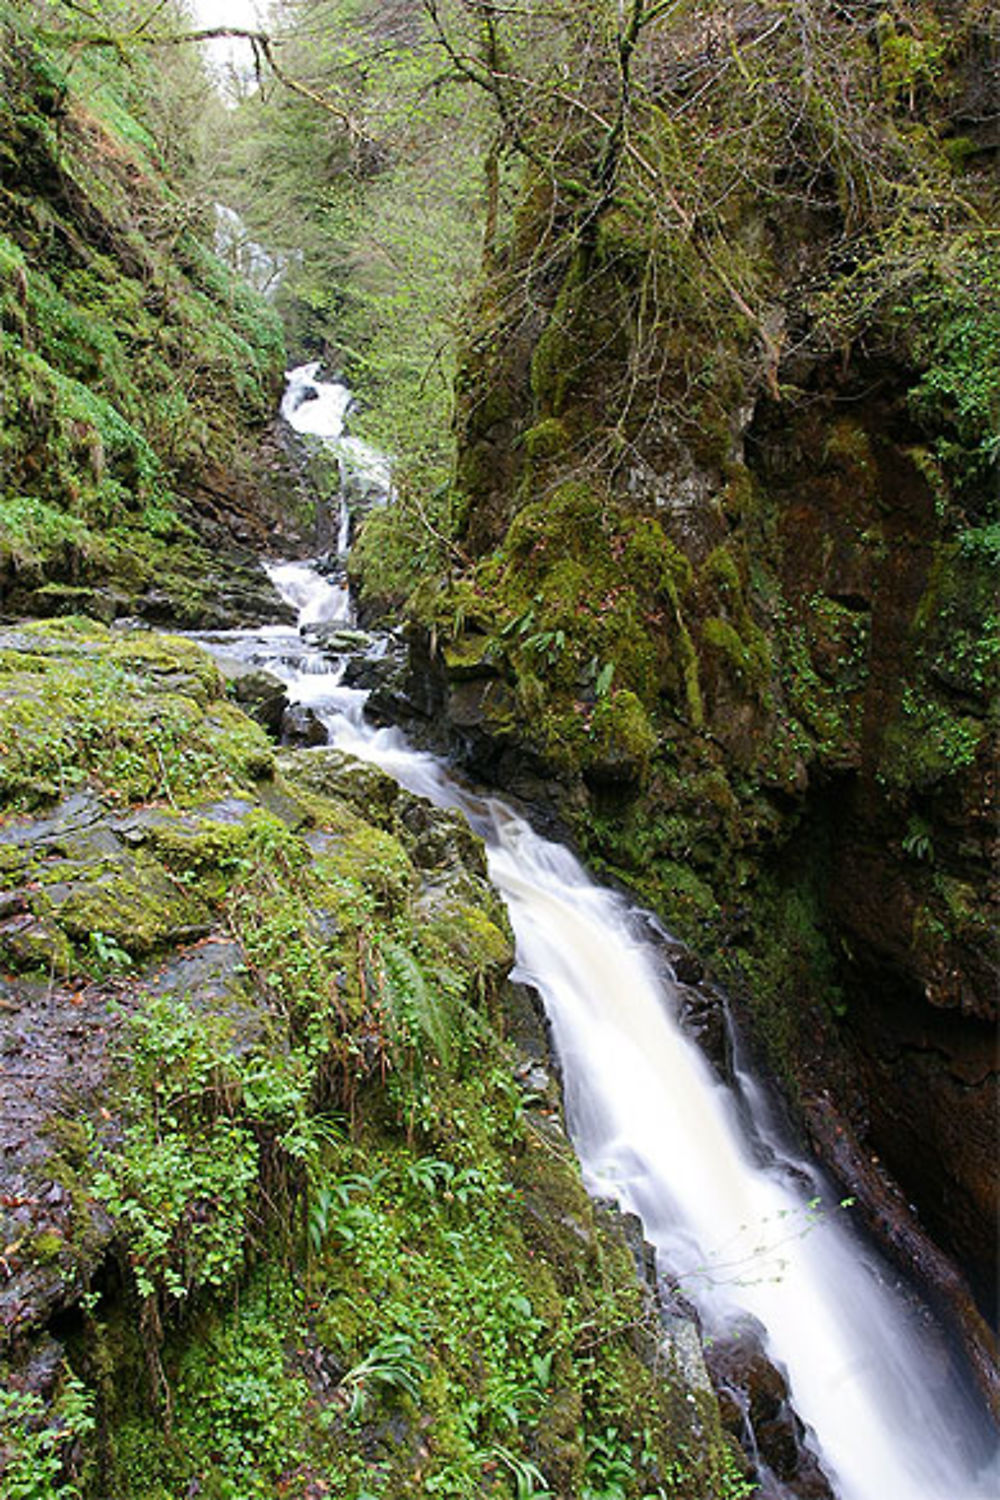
<box><xmin>200</xmin><ymin>365</ymin><xmax>999</xmax><ymax>1500</ymax></box>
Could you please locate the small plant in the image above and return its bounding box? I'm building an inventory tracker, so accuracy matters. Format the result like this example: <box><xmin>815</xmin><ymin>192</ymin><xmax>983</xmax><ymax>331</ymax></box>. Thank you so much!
<box><xmin>0</xmin><ymin>1374</ymin><xmax>94</xmax><ymax>1500</ymax></box>
<box><xmin>582</xmin><ymin>1426</ymin><xmax>639</xmax><ymax>1499</ymax></box>
<box><xmin>307</xmin><ymin>1170</ymin><xmax>386</xmax><ymax>1256</ymax></box>
<box><xmin>336</xmin><ymin>1333</ymin><xmax>428</xmax><ymax>1420</ymax></box>
<box><xmin>87</xmin><ymin>929</ymin><xmax>134</xmax><ymax>976</ymax></box>
<box><xmin>491</xmin><ymin>1444</ymin><xmax>553</xmax><ymax>1499</ymax></box>
<box><xmin>901</xmin><ymin>817</ymin><xmax>934</xmax><ymax>862</ymax></box>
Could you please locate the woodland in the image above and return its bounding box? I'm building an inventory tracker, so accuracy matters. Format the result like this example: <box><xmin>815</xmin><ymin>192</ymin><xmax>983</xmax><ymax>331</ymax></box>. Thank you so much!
<box><xmin>0</xmin><ymin>2</ymin><xmax>997</xmax><ymax>1497</ymax></box>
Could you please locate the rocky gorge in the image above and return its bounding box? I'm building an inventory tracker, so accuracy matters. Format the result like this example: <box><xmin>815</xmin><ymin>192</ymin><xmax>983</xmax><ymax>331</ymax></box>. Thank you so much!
<box><xmin>0</xmin><ymin>2</ymin><xmax>997</xmax><ymax>1498</ymax></box>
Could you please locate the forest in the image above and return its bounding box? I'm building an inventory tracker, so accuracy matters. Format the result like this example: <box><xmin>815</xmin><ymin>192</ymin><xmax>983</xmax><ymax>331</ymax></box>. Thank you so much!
<box><xmin>0</xmin><ymin>2</ymin><xmax>997</xmax><ymax>1497</ymax></box>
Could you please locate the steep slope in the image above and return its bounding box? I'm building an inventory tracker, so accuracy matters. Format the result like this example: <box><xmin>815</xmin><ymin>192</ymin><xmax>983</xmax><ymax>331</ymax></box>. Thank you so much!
<box><xmin>1</xmin><ymin>619</ymin><xmax>748</xmax><ymax>1500</ymax></box>
<box><xmin>0</xmin><ymin>0</ymin><xmax>301</xmax><ymax>627</ymax></box>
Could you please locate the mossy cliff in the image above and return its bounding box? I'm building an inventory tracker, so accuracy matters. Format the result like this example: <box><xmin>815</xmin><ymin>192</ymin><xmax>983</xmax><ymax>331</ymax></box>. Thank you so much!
<box><xmin>0</xmin><ymin>1</ymin><xmax>304</xmax><ymax>628</ymax></box>
<box><xmin>0</xmin><ymin>620</ymin><xmax>752</xmax><ymax>1499</ymax></box>
<box><xmin>351</xmin><ymin>3</ymin><xmax>999</xmax><ymax>1322</ymax></box>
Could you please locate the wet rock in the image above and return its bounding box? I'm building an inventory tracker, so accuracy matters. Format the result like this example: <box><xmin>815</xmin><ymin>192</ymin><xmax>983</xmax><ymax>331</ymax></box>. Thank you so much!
<box><xmin>673</xmin><ymin>983</ymin><xmax>730</xmax><ymax>1077</ymax></box>
<box><xmin>803</xmin><ymin>1092</ymin><xmax>1000</xmax><ymax>1422</ymax></box>
<box><xmin>134</xmin><ymin>559</ymin><xmax>297</xmax><ymax>632</ymax></box>
<box><xmin>227</xmin><ymin>668</ymin><xmax>288</xmax><ymax>737</ymax></box>
<box><xmin>0</xmin><ymin>972</ymin><xmax>123</xmax><ymax>1345</ymax></box>
<box><xmin>280</xmin><ymin>750</ymin><xmax>488</xmax><ymax>879</ymax></box>
<box><xmin>21</xmin><ymin>584</ymin><xmax>126</xmax><ymax>623</ymax></box>
<box><xmin>667</xmin><ymin>944</ymin><xmax>705</xmax><ymax>987</ymax></box>
<box><xmin>0</xmin><ymin>915</ymin><xmax>74</xmax><ymax>975</ymax></box>
<box><xmin>256</xmin><ymin>779</ymin><xmax>315</xmax><ymax>831</ymax></box>
<box><xmin>301</xmin><ymin>623</ymin><xmax>371</xmax><ymax>653</ymax></box>
<box><xmin>281</xmin><ymin>703</ymin><xmax>328</xmax><ymax>747</ymax></box>
<box><xmin>635</xmin><ymin>920</ymin><xmax>731</xmax><ymax>1076</ymax></box>
<box><xmin>705</xmin><ymin>1318</ymin><xmax>835</xmax><ymax>1499</ymax></box>
<box><xmin>341</xmin><ymin>634</ymin><xmax>407</xmax><ymax>693</ymax></box>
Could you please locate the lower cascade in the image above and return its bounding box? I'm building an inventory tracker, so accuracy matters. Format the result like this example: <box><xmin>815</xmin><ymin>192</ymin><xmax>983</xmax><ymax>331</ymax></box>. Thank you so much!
<box><xmin>202</xmin><ymin>364</ymin><xmax>997</xmax><ymax>1500</ymax></box>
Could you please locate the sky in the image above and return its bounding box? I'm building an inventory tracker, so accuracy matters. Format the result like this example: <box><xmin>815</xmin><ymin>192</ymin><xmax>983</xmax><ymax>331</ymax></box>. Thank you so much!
<box><xmin>186</xmin><ymin>0</ymin><xmax>268</xmax><ymax>91</ymax></box>
<box><xmin>188</xmin><ymin>0</ymin><xmax>265</xmax><ymax>27</ymax></box>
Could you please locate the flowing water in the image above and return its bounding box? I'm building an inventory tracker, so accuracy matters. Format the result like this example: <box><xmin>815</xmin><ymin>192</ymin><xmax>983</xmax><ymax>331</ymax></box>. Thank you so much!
<box><xmin>200</xmin><ymin>364</ymin><xmax>998</xmax><ymax>1500</ymax></box>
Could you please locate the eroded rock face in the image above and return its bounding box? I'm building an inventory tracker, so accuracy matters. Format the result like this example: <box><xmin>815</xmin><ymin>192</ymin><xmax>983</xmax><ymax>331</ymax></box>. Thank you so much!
<box><xmin>748</xmin><ymin>378</ymin><xmax>999</xmax><ymax>1315</ymax></box>
<box><xmin>706</xmin><ymin>1320</ymin><xmax>835</xmax><ymax>1499</ymax></box>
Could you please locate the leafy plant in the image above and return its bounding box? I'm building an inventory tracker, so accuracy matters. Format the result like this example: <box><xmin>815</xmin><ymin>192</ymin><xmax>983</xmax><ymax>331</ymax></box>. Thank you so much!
<box><xmin>337</xmin><ymin>1333</ymin><xmax>428</xmax><ymax>1421</ymax></box>
<box><xmin>491</xmin><ymin>1444</ymin><xmax>553</xmax><ymax>1500</ymax></box>
<box><xmin>87</xmin><ymin>928</ymin><xmax>134</xmax><ymax>975</ymax></box>
<box><xmin>0</xmin><ymin>1374</ymin><xmax>94</xmax><ymax>1500</ymax></box>
<box><xmin>901</xmin><ymin>817</ymin><xmax>934</xmax><ymax>862</ymax></box>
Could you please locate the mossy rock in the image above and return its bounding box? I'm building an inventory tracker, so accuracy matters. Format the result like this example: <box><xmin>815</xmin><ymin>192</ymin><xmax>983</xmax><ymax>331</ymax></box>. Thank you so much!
<box><xmin>584</xmin><ymin>690</ymin><xmax>659</xmax><ymax>785</ymax></box>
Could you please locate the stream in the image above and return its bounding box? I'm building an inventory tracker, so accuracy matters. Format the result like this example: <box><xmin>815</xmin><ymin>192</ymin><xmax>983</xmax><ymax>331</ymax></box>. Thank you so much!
<box><xmin>199</xmin><ymin>363</ymin><xmax>998</xmax><ymax>1500</ymax></box>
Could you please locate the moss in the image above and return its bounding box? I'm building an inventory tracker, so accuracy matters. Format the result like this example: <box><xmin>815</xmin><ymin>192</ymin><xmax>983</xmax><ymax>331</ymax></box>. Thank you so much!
<box><xmin>0</xmin><ymin>624</ymin><xmax>275</xmax><ymax>811</ymax></box>
<box><xmin>41</xmin><ymin>855</ymin><xmax>207</xmax><ymax>962</ymax></box>
<box><xmin>27</xmin><ymin>1229</ymin><xmax>64</xmax><ymax>1264</ymax></box>
<box><xmin>703</xmin><ymin>544</ymin><xmax>742</xmax><ymax>597</ymax></box>
<box><xmin>824</xmin><ymin>418</ymin><xmax>876</xmax><ymax>475</ymax></box>
<box><xmin>0</xmin><ymin>915</ymin><xmax>74</xmax><ymax>977</ymax></box>
<box><xmin>587</xmin><ymin>690</ymin><xmax>658</xmax><ymax>781</ymax></box>
<box><xmin>442</xmin><ymin>632</ymin><xmax>497</xmax><ymax>677</ymax></box>
<box><xmin>505</xmin><ymin>479</ymin><xmax>605</xmax><ymax>567</ymax></box>
<box><xmin>521</xmin><ymin>415</ymin><xmax>570</xmax><ymax>463</ymax></box>
<box><xmin>419</xmin><ymin>899</ymin><xmax>513</xmax><ymax>975</ymax></box>
<box><xmin>322</xmin><ymin>817</ymin><xmax>416</xmax><ymax>916</ymax></box>
<box><xmin>0</xmin><ymin>10</ymin><xmax>285</xmax><ymax>610</ymax></box>
<box><xmin>676</xmin><ymin>618</ymin><xmax>705</xmax><ymax>729</ymax></box>
<box><xmin>881</xmin><ymin>692</ymin><xmax>986</xmax><ymax>790</ymax></box>
<box><xmin>529</xmin><ymin>248</ymin><xmax>588</xmax><ymax>414</ymax></box>
<box><xmin>702</xmin><ymin>615</ymin><xmax>772</xmax><ymax>691</ymax></box>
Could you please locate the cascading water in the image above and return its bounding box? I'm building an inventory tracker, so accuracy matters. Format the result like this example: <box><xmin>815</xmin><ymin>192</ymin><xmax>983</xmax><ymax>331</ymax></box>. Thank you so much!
<box><xmin>201</xmin><ymin>364</ymin><xmax>998</xmax><ymax>1500</ymax></box>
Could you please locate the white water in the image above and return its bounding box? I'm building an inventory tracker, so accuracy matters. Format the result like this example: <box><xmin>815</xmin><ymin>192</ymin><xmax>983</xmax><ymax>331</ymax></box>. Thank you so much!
<box><xmin>214</xmin><ymin>203</ymin><xmax>296</xmax><ymax>296</ymax></box>
<box><xmin>281</xmin><ymin>363</ymin><xmax>395</xmax><ymax>530</ymax></box>
<box><xmin>203</xmin><ymin>366</ymin><xmax>998</xmax><ymax>1500</ymax></box>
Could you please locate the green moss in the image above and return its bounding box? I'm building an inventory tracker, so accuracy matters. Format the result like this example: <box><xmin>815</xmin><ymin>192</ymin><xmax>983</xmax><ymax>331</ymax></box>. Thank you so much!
<box><xmin>677</xmin><ymin>618</ymin><xmax>705</xmax><ymax>729</ymax></box>
<box><xmin>0</xmin><ymin>11</ymin><xmax>285</xmax><ymax>609</ymax></box>
<box><xmin>420</xmin><ymin>899</ymin><xmax>512</xmax><ymax>975</ymax></box>
<box><xmin>587</xmin><ymin>689</ymin><xmax>658</xmax><ymax>780</ymax></box>
<box><xmin>521</xmin><ymin>415</ymin><xmax>570</xmax><ymax>463</ymax></box>
<box><xmin>27</xmin><ymin>1229</ymin><xmax>65</xmax><ymax>1264</ymax></box>
<box><xmin>529</xmin><ymin>248</ymin><xmax>588</xmax><ymax>414</ymax></box>
<box><xmin>442</xmin><ymin>632</ymin><xmax>497</xmax><ymax>676</ymax></box>
<box><xmin>623</xmin><ymin>518</ymin><xmax>694</xmax><ymax>597</ymax></box>
<box><xmin>703</xmin><ymin>545</ymin><xmax>741</xmax><ymax>596</ymax></box>
<box><xmin>42</xmin><ymin>855</ymin><xmax>207</xmax><ymax>961</ymax></box>
<box><xmin>0</xmin><ymin>915</ymin><xmax>74</xmax><ymax>977</ymax></box>
<box><xmin>0</xmin><ymin>624</ymin><xmax>274</xmax><ymax>811</ymax></box>
<box><xmin>702</xmin><ymin>616</ymin><xmax>771</xmax><ymax>691</ymax></box>
<box><xmin>824</xmin><ymin>418</ymin><xmax>876</xmax><ymax>479</ymax></box>
<box><xmin>881</xmin><ymin>689</ymin><xmax>986</xmax><ymax>790</ymax></box>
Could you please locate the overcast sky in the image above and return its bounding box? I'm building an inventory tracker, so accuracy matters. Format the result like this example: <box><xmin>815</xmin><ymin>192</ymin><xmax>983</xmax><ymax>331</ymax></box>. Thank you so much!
<box><xmin>186</xmin><ymin>0</ymin><xmax>267</xmax><ymax>89</ymax></box>
<box><xmin>188</xmin><ymin>1</ymin><xmax>265</xmax><ymax>27</ymax></box>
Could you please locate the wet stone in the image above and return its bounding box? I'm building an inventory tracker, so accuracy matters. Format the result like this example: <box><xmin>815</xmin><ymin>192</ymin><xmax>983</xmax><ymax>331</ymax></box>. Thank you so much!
<box><xmin>704</xmin><ymin>1318</ymin><xmax>836</xmax><ymax>1499</ymax></box>
<box><xmin>281</xmin><ymin>703</ymin><xmax>329</xmax><ymax>747</ymax></box>
<box><xmin>227</xmin><ymin>667</ymin><xmax>288</xmax><ymax>736</ymax></box>
<box><xmin>301</xmin><ymin>623</ymin><xmax>371</xmax><ymax>652</ymax></box>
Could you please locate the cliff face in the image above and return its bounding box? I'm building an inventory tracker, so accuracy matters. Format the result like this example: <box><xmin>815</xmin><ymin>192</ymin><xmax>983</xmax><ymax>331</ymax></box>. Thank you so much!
<box><xmin>354</xmin><ymin>3</ymin><xmax>999</xmax><ymax>1315</ymax></box>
